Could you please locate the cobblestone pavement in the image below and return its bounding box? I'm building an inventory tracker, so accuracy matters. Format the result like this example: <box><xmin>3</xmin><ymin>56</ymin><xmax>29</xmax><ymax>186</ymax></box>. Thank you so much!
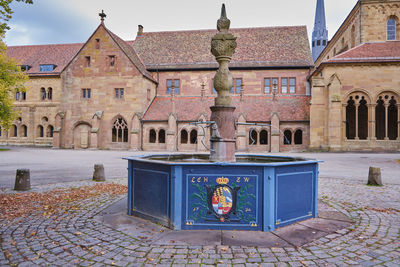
<box><xmin>1</xmin><ymin>177</ymin><xmax>399</xmax><ymax>266</ymax></box>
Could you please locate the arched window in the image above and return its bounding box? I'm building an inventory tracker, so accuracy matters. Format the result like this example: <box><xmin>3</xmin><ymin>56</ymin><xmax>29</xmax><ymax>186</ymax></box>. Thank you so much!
<box><xmin>47</xmin><ymin>87</ymin><xmax>53</xmax><ymax>100</ymax></box>
<box><xmin>190</xmin><ymin>129</ymin><xmax>197</xmax><ymax>144</ymax></box>
<box><xmin>12</xmin><ymin>125</ymin><xmax>17</xmax><ymax>137</ymax></box>
<box><xmin>41</xmin><ymin>87</ymin><xmax>46</xmax><ymax>100</ymax></box>
<box><xmin>387</xmin><ymin>18</ymin><xmax>396</xmax><ymax>40</ymax></box>
<box><xmin>388</xmin><ymin>97</ymin><xmax>398</xmax><ymax>140</ymax></box>
<box><xmin>346</xmin><ymin>97</ymin><xmax>356</xmax><ymax>139</ymax></box>
<box><xmin>283</xmin><ymin>130</ymin><xmax>292</xmax><ymax>145</ymax></box>
<box><xmin>358</xmin><ymin>97</ymin><xmax>368</xmax><ymax>140</ymax></box>
<box><xmin>149</xmin><ymin>129</ymin><xmax>156</xmax><ymax>143</ymax></box>
<box><xmin>37</xmin><ymin>125</ymin><xmax>44</xmax><ymax>138</ymax></box>
<box><xmin>47</xmin><ymin>125</ymin><xmax>54</xmax><ymax>138</ymax></box>
<box><xmin>249</xmin><ymin>129</ymin><xmax>257</xmax><ymax>145</ymax></box>
<box><xmin>159</xmin><ymin>129</ymin><xmax>166</xmax><ymax>143</ymax></box>
<box><xmin>21</xmin><ymin>125</ymin><xmax>27</xmax><ymax>137</ymax></box>
<box><xmin>112</xmin><ymin>117</ymin><xmax>128</xmax><ymax>143</ymax></box>
<box><xmin>260</xmin><ymin>130</ymin><xmax>268</xmax><ymax>145</ymax></box>
<box><xmin>181</xmin><ymin>129</ymin><xmax>188</xmax><ymax>144</ymax></box>
<box><xmin>376</xmin><ymin>97</ymin><xmax>385</xmax><ymax>140</ymax></box>
<box><xmin>294</xmin><ymin>130</ymin><xmax>303</xmax><ymax>145</ymax></box>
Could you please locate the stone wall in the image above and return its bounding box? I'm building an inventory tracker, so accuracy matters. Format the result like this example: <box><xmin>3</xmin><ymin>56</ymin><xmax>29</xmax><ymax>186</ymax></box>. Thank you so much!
<box><xmin>59</xmin><ymin>25</ymin><xmax>156</xmax><ymax>150</ymax></box>
<box><xmin>0</xmin><ymin>76</ymin><xmax>61</xmax><ymax>146</ymax></box>
<box><xmin>310</xmin><ymin>63</ymin><xmax>400</xmax><ymax>151</ymax></box>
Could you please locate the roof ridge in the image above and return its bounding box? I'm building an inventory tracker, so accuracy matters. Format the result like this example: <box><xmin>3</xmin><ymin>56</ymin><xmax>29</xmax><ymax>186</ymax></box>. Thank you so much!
<box><xmin>7</xmin><ymin>43</ymin><xmax>83</xmax><ymax>48</ymax></box>
<box><xmin>138</xmin><ymin>25</ymin><xmax>307</xmax><ymax>35</ymax></box>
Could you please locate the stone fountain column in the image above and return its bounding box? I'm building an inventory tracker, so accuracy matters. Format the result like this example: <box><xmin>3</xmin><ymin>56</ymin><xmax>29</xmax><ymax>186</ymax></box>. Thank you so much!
<box><xmin>209</xmin><ymin>4</ymin><xmax>237</xmax><ymax>162</ymax></box>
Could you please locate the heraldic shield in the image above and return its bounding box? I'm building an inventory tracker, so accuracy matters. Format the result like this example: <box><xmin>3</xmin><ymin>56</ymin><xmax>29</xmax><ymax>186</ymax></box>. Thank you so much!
<box><xmin>206</xmin><ymin>184</ymin><xmax>240</xmax><ymax>222</ymax></box>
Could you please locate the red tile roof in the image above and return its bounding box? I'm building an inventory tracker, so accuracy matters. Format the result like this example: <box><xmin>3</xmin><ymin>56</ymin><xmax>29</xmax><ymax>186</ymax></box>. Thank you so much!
<box><xmin>143</xmin><ymin>96</ymin><xmax>310</xmax><ymax>122</ymax></box>
<box><xmin>132</xmin><ymin>26</ymin><xmax>314</xmax><ymax>70</ymax></box>
<box><xmin>324</xmin><ymin>41</ymin><xmax>400</xmax><ymax>64</ymax></box>
<box><xmin>6</xmin><ymin>43</ymin><xmax>83</xmax><ymax>75</ymax></box>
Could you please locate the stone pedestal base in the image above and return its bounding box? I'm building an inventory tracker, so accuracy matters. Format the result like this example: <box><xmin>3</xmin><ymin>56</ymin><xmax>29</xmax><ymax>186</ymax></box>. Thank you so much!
<box><xmin>210</xmin><ymin>106</ymin><xmax>236</xmax><ymax>162</ymax></box>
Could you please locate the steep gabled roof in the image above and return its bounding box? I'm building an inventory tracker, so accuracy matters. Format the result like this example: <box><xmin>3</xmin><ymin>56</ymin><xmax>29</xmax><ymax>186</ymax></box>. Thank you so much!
<box><xmin>104</xmin><ymin>27</ymin><xmax>155</xmax><ymax>82</ymax></box>
<box><xmin>323</xmin><ymin>41</ymin><xmax>400</xmax><ymax>64</ymax></box>
<box><xmin>132</xmin><ymin>26</ymin><xmax>314</xmax><ymax>70</ymax></box>
<box><xmin>143</xmin><ymin>96</ymin><xmax>310</xmax><ymax>122</ymax></box>
<box><xmin>6</xmin><ymin>43</ymin><xmax>83</xmax><ymax>76</ymax></box>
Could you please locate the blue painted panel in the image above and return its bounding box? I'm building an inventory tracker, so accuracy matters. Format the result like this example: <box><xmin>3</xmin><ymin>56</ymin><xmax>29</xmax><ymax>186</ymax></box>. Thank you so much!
<box><xmin>133</xmin><ymin>168</ymin><xmax>170</xmax><ymax>225</ymax></box>
<box><xmin>275</xmin><ymin>166</ymin><xmax>314</xmax><ymax>227</ymax></box>
<box><xmin>171</xmin><ymin>166</ymin><xmax>183</xmax><ymax>230</ymax></box>
<box><xmin>263</xmin><ymin>167</ymin><xmax>275</xmax><ymax>232</ymax></box>
<box><xmin>182</xmin><ymin>166</ymin><xmax>262</xmax><ymax>230</ymax></box>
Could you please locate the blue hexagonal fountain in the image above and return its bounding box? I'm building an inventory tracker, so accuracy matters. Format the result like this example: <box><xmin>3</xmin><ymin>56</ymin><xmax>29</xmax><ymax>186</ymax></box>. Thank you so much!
<box><xmin>124</xmin><ymin>4</ymin><xmax>319</xmax><ymax>232</ymax></box>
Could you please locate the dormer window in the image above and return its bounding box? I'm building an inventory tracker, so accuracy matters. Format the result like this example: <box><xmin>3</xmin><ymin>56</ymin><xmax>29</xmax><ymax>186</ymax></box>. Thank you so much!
<box><xmin>20</xmin><ymin>65</ymin><xmax>31</xmax><ymax>72</ymax></box>
<box><xmin>39</xmin><ymin>64</ymin><xmax>56</xmax><ymax>72</ymax></box>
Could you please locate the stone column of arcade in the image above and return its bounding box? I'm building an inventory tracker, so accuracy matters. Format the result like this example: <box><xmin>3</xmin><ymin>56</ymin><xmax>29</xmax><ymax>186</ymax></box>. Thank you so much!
<box><xmin>209</xmin><ymin>4</ymin><xmax>237</xmax><ymax>162</ymax></box>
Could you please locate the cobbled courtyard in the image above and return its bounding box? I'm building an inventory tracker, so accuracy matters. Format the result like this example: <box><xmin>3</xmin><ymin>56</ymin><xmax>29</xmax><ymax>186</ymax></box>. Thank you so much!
<box><xmin>1</xmin><ymin>176</ymin><xmax>399</xmax><ymax>267</ymax></box>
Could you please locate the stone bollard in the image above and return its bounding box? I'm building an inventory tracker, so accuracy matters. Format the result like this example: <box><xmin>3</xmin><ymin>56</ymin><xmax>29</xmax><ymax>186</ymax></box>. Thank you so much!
<box><xmin>14</xmin><ymin>169</ymin><xmax>31</xmax><ymax>191</ymax></box>
<box><xmin>93</xmin><ymin>164</ymin><xmax>106</xmax><ymax>182</ymax></box>
<box><xmin>367</xmin><ymin>167</ymin><xmax>383</xmax><ymax>186</ymax></box>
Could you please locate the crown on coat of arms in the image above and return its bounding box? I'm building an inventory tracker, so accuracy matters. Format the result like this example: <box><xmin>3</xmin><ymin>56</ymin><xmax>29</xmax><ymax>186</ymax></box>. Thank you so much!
<box><xmin>216</xmin><ymin>177</ymin><xmax>229</xmax><ymax>184</ymax></box>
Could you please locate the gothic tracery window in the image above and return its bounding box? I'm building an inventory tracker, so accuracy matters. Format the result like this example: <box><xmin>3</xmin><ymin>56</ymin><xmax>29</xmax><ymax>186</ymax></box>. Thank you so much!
<box><xmin>346</xmin><ymin>97</ymin><xmax>356</xmax><ymax>139</ymax></box>
<box><xmin>112</xmin><ymin>117</ymin><xmax>128</xmax><ymax>143</ymax></box>
<box><xmin>388</xmin><ymin>97</ymin><xmax>398</xmax><ymax>140</ymax></box>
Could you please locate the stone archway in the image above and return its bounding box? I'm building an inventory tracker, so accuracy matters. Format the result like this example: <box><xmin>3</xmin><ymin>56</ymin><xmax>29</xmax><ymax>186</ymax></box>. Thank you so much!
<box><xmin>73</xmin><ymin>122</ymin><xmax>91</xmax><ymax>149</ymax></box>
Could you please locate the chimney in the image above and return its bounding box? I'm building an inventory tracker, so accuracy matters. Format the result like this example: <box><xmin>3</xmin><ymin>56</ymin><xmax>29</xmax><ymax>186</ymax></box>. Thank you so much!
<box><xmin>137</xmin><ymin>25</ymin><xmax>143</xmax><ymax>37</ymax></box>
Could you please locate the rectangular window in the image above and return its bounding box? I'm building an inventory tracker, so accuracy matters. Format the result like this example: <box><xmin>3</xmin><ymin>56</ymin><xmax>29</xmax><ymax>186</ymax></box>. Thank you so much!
<box><xmin>272</xmin><ymin>78</ymin><xmax>279</xmax><ymax>94</ymax></box>
<box><xmin>16</xmin><ymin>91</ymin><xmax>20</xmax><ymax>100</ymax></box>
<box><xmin>281</xmin><ymin>78</ymin><xmax>288</xmax><ymax>94</ymax></box>
<box><xmin>39</xmin><ymin>64</ymin><xmax>55</xmax><ymax>72</ymax></box>
<box><xmin>167</xmin><ymin>79</ymin><xmax>180</xmax><ymax>94</ymax></box>
<box><xmin>22</xmin><ymin>92</ymin><xmax>26</xmax><ymax>101</ymax></box>
<box><xmin>289</xmin><ymin>78</ymin><xmax>296</xmax><ymax>94</ymax></box>
<box><xmin>212</xmin><ymin>79</ymin><xmax>216</xmax><ymax>94</ymax></box>
<box><xmin>85</xmin><ymin>56</ymin><xmax>90</xmax><ymax>67</ymax></box>
<box><xmin>109</xmin><ymin>55</ymin><xmax>115</xmax><ymax>67</ymax></box>
<box><xmin>20</xmin><ymin>65</ymin><xmax>31</xmax><ymax>72</ymax></box>
<box><xmin>235</xmin><ymin>78</ymin><xmax>242</xmax><ymax>94</ymax></box>
<box><xmin>82</xmin><ymin>88</ymin><xmax>91</xmax><ymax>99</ymax></box>
<box><xmin>115</xmin><ymin>88</ymin><xmax>124</xmax><ymax>99</ymax></box>
<box><xmin>147</xmin><ymin>88</ymin><xmax>151</xmax><ymax>101</ymax></box>
<box><xmin>264</xmin><ymin>78</ymin><xmax>271</xmax><ymax>94</ymax></box>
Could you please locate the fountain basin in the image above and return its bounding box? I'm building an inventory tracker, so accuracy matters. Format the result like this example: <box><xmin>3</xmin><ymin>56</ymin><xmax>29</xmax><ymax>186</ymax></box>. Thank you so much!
<box><xmin>124</xmin><ymin>154</ymin><xmax>319</xmax><ymax>232</ymax></box>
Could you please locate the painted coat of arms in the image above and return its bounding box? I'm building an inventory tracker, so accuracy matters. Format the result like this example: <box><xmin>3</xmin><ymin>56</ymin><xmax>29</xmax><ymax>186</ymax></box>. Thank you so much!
<box><xmin>206</xmin><ymin>180</ymin><xmax>240</xmax><ymax>222</ymax></box>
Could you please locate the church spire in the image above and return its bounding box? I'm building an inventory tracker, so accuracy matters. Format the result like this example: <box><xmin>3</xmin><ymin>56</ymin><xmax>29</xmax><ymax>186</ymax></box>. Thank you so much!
<box><xmin>312</xmin><ymin>0</ymin><xmax>328</xmax><ymax>62</ymax></box>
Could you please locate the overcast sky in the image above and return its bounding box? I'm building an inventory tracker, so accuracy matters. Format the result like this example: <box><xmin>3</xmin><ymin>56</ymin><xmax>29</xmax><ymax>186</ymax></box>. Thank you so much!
<box><xmin>5</xmin><ymin>0</ymin><xmax>359</xmax><ymax>46</ymax></box>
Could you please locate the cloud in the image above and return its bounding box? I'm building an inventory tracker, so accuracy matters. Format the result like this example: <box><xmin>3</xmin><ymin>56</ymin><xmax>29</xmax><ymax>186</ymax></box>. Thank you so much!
<box><xmin>6</xmin><ymin>0</ymin><xmax>97</xmax><ymax>45</ymax></box>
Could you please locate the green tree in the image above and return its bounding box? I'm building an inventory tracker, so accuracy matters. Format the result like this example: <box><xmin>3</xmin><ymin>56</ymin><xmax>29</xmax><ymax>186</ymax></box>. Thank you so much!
<box><xmin>0</xmin><ymin>0</ymin><xmax>32</xmax><ymax>129</ymax></box>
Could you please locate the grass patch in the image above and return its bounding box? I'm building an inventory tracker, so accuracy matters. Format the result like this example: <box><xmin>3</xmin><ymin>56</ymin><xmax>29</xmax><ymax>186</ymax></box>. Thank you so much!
<box><xmin>0</xmin><ymin>148</ymin><xmax>9</xmax><ymax>151</ymax></box>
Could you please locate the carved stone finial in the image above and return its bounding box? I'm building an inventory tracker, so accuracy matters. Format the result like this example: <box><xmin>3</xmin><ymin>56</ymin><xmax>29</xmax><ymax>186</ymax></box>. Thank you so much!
<box><xmin>211</xmin><ymin>4</ymin><xmax>237</xmax><ymax>106</ymax></box>
<box><xmin>217</xmin><ymin>4</ymin><xmax>230</xmax><ymax>32</ymax></box>
<box><xmin>99</xmin><ymin>10</ymin><xmax>106</xmax><ymax>23</ymax></box>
